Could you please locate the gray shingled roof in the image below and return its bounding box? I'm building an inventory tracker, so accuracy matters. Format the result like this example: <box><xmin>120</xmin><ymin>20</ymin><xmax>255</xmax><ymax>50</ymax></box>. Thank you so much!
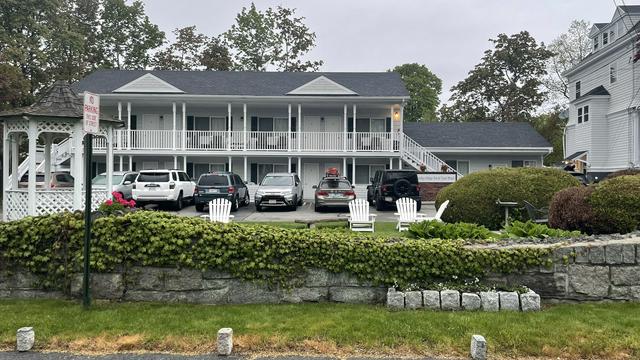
<box><xmin>404</xmin><ymin>122</ymin><xmax>552</xmax><ymax>148</ymax></box>
<box><xmin>0</xmin><ymin>81</ymin><xmax>85</xmax><ymax>118</ymax></box>
<box><xmin>619</xmin><ymin>5</ymin><xmax>640</xmax><ymax>13</ymax></box>
<box><xmin>73</xmin><ymin>70</ymin><xmax>409</xmax><ymax>97</ymax></box>
<box><xmin>576</xmin><ymin>85</ymin><xmax>610</xmax><ymax>100</ymax></box>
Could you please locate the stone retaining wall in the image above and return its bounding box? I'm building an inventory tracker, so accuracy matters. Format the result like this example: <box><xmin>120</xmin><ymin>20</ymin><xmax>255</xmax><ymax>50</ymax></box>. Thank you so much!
<box><xmin>1</xmin><ymin>237</ymin><xmax>640</xmax><ymax>304</ymax></box>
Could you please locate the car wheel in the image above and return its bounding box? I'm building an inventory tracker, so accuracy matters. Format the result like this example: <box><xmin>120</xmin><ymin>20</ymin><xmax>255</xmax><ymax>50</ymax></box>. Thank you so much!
<box><xmin>174</xmin><ymin>193</ymin><xmax>183</xmax><ymax>210</ymax></box>
<box><xmin>243</xmin><ymin>192</ymin><xmax>250</xmax><ymax>206</ymax></box>
<box><xmin>416</xmin><ymin>201</ymin><xmax>422</xmax><ymax>211</ymax></box>
<box><xmin>375</xmin><ymin>195</ymin><xmax>385</xmax><ymax>211</ymax></box>
<box><xmin>231</xmin><ymin>196</ymin><xmax>239</xmax><ymax>212</ymax></box>
<box><xmin>314</xmin><ymin>202</ymin><xmax>322</xmax><ymax>212</ymax></box>
<box><xmin>195</xmin><ymin>203</ymin><xmax>205</xmax><ymax>212</ymax></box>
<box><xmin>290</xmin><ymin>196</ymin><xmax>298</xmax><ymax>211</ymax></box>
<box><xmin>255</xmin><ymin>203</ymin><xmax>262</xmax><ymax>212</ymax></box>
<box><xmin>297</xmin><ymin>193</ymin><xmax>303</xmax><ymax>206</ymax></box>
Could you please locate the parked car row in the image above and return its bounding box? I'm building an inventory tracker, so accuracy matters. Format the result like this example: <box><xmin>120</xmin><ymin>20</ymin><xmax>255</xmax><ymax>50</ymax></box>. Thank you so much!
<box><xmin>89</xmin><ymin>167</ymin><xmax>423</xmax><ymax>213</ymax></box>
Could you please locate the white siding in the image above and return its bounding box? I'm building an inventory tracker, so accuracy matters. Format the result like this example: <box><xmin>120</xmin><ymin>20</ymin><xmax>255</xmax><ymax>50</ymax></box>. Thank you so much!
<box><xmin>606</xmin><ymin>111</ymin><xmax>632</xmax><ymax>169</ymax></box>
<box><xmin>588</xmin><ymin>98</ymin><xmax>610</xmax><ymax>169</ymax></box>
<box><xmin>430</xmin><ymin>154</ymin><xmax>544</xmax><ymax>174</ymax></box>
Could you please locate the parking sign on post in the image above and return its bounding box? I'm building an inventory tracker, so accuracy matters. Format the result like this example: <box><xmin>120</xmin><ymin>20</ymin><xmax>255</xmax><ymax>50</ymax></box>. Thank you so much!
<box><xmin>83</xmin><ymin>92</ymin><xmax>100</xmax><ymax>134</ymax></box>
<box><xmin>82</xmin><ymin>92</ymin><xmax>99</xmax><ymax>308</ymax></box>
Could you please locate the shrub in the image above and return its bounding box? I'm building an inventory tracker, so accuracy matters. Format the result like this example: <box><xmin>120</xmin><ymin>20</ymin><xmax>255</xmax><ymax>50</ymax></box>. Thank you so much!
<box><xmin>604</xmin><ymin>168</ymin><xmax>640</xmax><ymax>180</ymax></box>
<box><xmin>549</xmin><ymin>176</ymin><xmax>640</xmax><ymax>234</ymax></box>
<box><xmin>408</xmin><ymin>220</ymin><xmax>494</xmax><ymax>240</ymax></box>
<box><xmin>0</xmin><ymin>211</ymin><xmax>553</xmax><ymax>290</ymax></box>
<box><xmin>502</xmin><ymin>220</ymin><xmax>581</xmax><ymax>239</ymax></box>
<box><xmin>435</xmin><ymin>167</ymin><xmax>580</xmax><ymax>229</ymax></box>
<box><xmin>589</xmin><ymin>175</ymin><xmax>640</xmax><ymax>234</ymax></box>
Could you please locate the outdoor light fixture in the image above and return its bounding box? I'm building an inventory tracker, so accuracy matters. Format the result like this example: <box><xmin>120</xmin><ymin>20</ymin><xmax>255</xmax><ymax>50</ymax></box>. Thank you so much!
<box><xmin>393</xmin><ymin>110</ymin><xmax>400</xmax><ymax>121</ymax></box>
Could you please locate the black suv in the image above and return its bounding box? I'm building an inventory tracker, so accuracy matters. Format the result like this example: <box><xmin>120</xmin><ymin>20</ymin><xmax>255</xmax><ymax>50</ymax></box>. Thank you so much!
<box><xmin>367</xmin><ymin>170</ymin><xmax>421</xmax><ymax>211</ymax></box>
<box><xmin>194</xmin><ymin>172</ymin><xmax>250</xmax><ymax>212</ymax></box>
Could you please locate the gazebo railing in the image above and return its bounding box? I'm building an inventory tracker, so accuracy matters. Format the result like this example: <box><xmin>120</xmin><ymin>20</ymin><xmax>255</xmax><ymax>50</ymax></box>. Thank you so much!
<box><xmin>4</xmin><ymin>189</ymin><xmax>109</xmax><ymax>221</ymax></box>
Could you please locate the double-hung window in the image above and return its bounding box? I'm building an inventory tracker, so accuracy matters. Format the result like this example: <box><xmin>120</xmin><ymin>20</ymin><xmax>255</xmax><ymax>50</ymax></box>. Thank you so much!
<box><xmin>603</xmin><ymin>32</ymin><xmax>609</xmax><ymax>46</ymax></box>
<box><xmin>577</xmin><ymin>107</ymin><xmax>583</xmax><ymax>124</ymax></box>
<box><xmin>577</xmin><ymin>105</ymin><xmax>589</xmax><ymax>124</ymax></box>
<box><xmin>593</xmin><ymin>36</ymin><xmax>599</xmax><ymax>51</ymax></box>
<box><xmin>575</xmin><ymin>81</ymin><xmax>581</xmax><ymax>98</ymax></box>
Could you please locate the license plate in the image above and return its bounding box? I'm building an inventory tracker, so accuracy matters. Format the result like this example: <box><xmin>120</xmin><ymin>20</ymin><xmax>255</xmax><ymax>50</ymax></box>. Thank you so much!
<box><xmin>385</xmin><ymin>196</ymin><xmax>393</xmax><ymax>202</ymax></box>
<box><xmin>329</xmin><ymin>193</ymin><xmax>341</xmax><ymax>198</ymax></box>
<box><xmin>268</xmin><ymin>199</ymin><xmax>277</xmax><ymax>204</ymax></box>
<box><xmin>208</xmin><ymin>189</ymin><xmax>219</xmax><ymax>193</ymax></box>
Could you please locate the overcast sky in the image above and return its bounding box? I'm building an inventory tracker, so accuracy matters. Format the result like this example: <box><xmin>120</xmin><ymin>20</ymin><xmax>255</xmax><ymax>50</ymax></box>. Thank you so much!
<box><xmin>142</xmin><ymin>0</ymin><xmax>625</xmax><ymax>104</ymax></box>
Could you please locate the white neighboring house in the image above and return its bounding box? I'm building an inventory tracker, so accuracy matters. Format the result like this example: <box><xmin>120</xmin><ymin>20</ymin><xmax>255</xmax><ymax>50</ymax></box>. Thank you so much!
<box><xmin>564</xmin><ymin>5</ymin><xmax>640</xmax><ymax>178</ymax></box>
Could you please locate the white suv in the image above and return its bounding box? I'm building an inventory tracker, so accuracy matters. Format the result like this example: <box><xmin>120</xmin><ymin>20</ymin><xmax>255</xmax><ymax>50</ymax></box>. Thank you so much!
<box><xmin>132</xmin><ymin>170</ymin><xmax>195</xmax><ymax>210</ymax></box>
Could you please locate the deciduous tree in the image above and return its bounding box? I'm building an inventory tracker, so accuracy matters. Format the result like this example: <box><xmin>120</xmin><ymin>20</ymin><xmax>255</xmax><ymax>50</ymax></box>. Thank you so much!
<box><xmin>440</xmin><ymin>31</ymin><xmax>554</xmax><ymax>122</ymax></box>
<box><xmin>391</xmin><ymin>63</ymin><xmax>442</xmax><ymax>122</ymax></box>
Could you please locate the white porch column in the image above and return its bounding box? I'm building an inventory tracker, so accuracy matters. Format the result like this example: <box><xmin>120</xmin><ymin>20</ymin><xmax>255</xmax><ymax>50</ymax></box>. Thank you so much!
<box><xmin>173</xmin><ymin>155</ymin><xmax>178</xmax><ymax>169</ymax></box>
<box><xmin>27</xmin><ymin>120</ymin><xmax>37</xmax><ymax>215</ymax></box>
<box><xmin>119</xmin><ymin>155</ymin><xmax>123</xmax><ymax>172</ymax></box>
<box><xmin>227</xmin><ymin>103</ymin><xmax>232</xmax><ymax>151</ymax></box>
<box><xmin>287</xmin><ymin>104</ymin><xmax>292</xmax><ymax>152</ymax></box>
<box><xmin>172</xmin><ymin>102</ymin><xmax>176</xmax><ymax>150</ymax></box>
<box><xmin>243</xmin><ymin>103</ymin><xmax>247</xmax><ymax>151</ymax></box>
<box><xmin>352</xmin><ymin>104</ymin><xmax>357</xmax><ymax>151</ymax></box>
<box><xmin>182</xmin><ymin>102</ymin><xmax>186</xmax><ymax>150</ymax></box>
<box><xmin>73</xmin><ymin>123</ymin><xmax>84</xmax><ymax>210</ymax></box>
<box><xmin>106</xmin><ymin>127</ymin><xmax>114</xmax><ymax>195</ymax></box>
<box><xmin>228</xmin><ymin>156</ymin><xmax>232</xmax><ymax>172</ymax></box>
<box><xmin>43</xmin><ymin>134</ymin><xmax>52</xmax><ymax>189</ymax></box>
<box><xmin>297</xmin><ymin>157</ymin><xmax>301</xmax><ymax>176</ymax></box>
<box><xmin>297</xmin><ymin>104</ymin><xmax>302</xmax><ymax>150</ymax></box>
<box><xmin>351</xmin><ymin>157</ymin><xmax>356</xmax><ymax>186</ymax></box>
<box><xmin>183</xmin><ymin>156</ymin><xmax>187</xmax><ymax>172</ymax></box>
<box><xmin>10</xmin><ymin>134</ymin><xmax>19</xmax><ymax>189</ymax></box>
<box><xmin>343</xmin><ymin>104</ymin><xmax>347</xmax><ymax>151</ymax></box>
<box><xmin>399</xmin><ymin>104</ymin><xmax>404</xmax><ymax>155</ymax></box>
<box><xmin>342</xmin><ymin>157</ymin><xmax>346</xmax><ymax>175</ymax></box>
<box><xmin>243</xmin><ymin>156</ymin><xmax>248</xmax><ymax>181</ymax></box>
<box><xmin>2</xmin><ymin>128</ymin><xmax>9</xmax><ymax>220</ymax></box>
<box><xmin>126</xmin><ymin>102</ymin><xmax>131</xmax><ymax>150</ymax></box>
<box><xmin>128</xmin><ymin>155</ymin><xmax>133</xmax><ymax>171</ymax></box>
<box><xmin>287</xmin><ymin>156</ymin><xmax>292</xmax><ymax>172</ymax></box>
<box><xmin>389</xmin><ymin>157</ymin><xmax>393</xmax><ymax>170</ymax></box>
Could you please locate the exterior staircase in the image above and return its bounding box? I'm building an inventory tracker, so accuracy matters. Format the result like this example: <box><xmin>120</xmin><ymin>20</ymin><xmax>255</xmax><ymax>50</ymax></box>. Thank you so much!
<box><xmin>401</xmin><ymin>133</ymin><xmax>462</xmax><ymax>178</ymax></box>
<box><xmin>7</xmin><ymin>138</ymin><xmax>72</xmax><ymax>184</ymax></box>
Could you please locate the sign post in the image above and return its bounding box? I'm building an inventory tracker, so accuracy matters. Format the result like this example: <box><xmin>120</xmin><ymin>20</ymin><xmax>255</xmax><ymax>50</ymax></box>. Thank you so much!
<box><xmin>82</xmin><ymin>92</ymin><xmax>99</xmax><ymax>308</ymax></box>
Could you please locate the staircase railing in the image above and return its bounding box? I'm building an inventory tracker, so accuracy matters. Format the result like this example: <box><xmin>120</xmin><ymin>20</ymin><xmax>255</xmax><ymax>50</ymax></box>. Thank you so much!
<box><xmin>7</xmin><ymin>138</ymin><xmax>74</xmax><ymax>185</ymax></box>
<box><xmin>401</xmin><ymin>134</ymin><xmax>462</xmax><ymax>178</ymax></box>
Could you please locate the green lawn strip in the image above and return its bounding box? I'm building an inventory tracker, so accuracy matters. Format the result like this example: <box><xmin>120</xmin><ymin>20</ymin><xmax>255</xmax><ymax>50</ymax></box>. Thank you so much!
<box><xmin>0</xmin><ymin>300</ymin><xmax>639</xmax><ymax>358</ymax></box>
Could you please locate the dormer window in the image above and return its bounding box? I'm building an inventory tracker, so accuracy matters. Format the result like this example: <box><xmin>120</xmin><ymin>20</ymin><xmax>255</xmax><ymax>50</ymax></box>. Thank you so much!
<box><xmin>593</xmin><ymin>35</ymin><xmax>599</xmax><ymax>51</ymax></box>
<box><xmin>603</xmin><ymin>32</ymin><xmax>609</xmax><ymax>46</ymax></box>
<box><xmin>576</xmin><ymin>81</ymin><xmax>581</xmax><ymax>98</ymax></box>
<box><xmin>610</xmin><ymin>30</ymin><xmax>616</xmax><ymax>42</ymax></box>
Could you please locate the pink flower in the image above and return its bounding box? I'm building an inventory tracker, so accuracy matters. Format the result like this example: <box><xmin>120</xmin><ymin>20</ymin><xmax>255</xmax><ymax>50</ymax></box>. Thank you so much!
<box><xmin>105</xmin><ymin>199</ymin><xmax>113</xmax><ymax>206</ymax></box>
<box><xmin>129</xmin><ymin>200</ymin><xmax>136</xmax><ymax>207</ymax></box>
<box><xmin>113</xmin><ymin>191</ymin><xmax>123</xmax><ymax>200</ymax></box>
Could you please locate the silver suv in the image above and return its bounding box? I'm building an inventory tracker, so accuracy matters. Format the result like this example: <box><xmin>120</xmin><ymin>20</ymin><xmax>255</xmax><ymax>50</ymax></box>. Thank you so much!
<box><xmin>92</xmin><ymin>171</ymin><xmax>138</xmax><ymax>199</ymax></box>
<box><xmin>255</xmin><ymin>172</ymin><xmax>303</xmax><ymax>211</ymax></box>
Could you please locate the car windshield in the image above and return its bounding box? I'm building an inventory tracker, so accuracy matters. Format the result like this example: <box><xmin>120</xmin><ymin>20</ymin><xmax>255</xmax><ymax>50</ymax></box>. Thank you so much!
<box><xmin>261</xmin><ymin>175</ymin><xmax>292</xmax><ymax>186</ymax></box>
<box><xmin>137</xmin><ymin>172</ymin><xmax>170</xmax><ymax>182</ymax></box>
<box><xmin>199</xmin><ymin>175</ymin><xmax>229</xmax><ymax>186</ymax></box>
<box><xmin>319</xmin><ymin>179</ymin><xmax>351</xmax><ymax>189</ymax></box>
<box><xmin>92</xmin><ymin>174</ymin><xmax>123</xmax><ymax>185</ymax></box>
<box><xmin>56</xmin><ymin>173</ymin><xmax>74</xmax><ymax>183</ymax></box>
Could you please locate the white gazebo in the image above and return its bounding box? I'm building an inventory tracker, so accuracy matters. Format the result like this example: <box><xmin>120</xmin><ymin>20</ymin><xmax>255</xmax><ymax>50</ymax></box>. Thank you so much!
<box><xmin>1</xmin><ymin>82</ymin><xmax>121</xmax><ymax>221</ymax></box>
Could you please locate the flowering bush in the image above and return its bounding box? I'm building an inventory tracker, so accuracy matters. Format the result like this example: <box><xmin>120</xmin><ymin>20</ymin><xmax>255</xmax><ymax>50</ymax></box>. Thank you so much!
<box><xmin>98</xmin><ymin>192</ymin><xmax>136</xmax><ymax>215</ymax></box>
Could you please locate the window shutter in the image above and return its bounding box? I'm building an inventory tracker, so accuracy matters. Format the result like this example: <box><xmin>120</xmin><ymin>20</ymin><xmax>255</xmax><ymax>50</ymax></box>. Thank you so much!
<box><xmin>251</xmin><ymin>116</ymin><xmax>258</xmax><ymax>131</ymax></box>
<box><xmin>291</xmin><ymin>117</ymin><xmax>296</xmax><ymax>132</ymax></box>
<box><xmin>347</xmin><ymin>117</ymin><xmax>354</xmax><ymax>132</ymax></box>
<box><xmin>187</xmin><ymin>162</ymin><xmax>194</xmax><ymax>178</ymax></box>
<box><xmin>250</xmin><ymin>163</ymin><xmax>258</xmax><ymax>183</ymax></box>
<box><xmin>186</xmin><ymin>115</ymin><xmax>194</xmax><ymax>130</ymax></box>
<box><xmin>386</xmin><ymin>117</ymin><xmax>391</xmax><ymax>132</ymax></box>
<box><xmin>130</xmin><ymin>115</ymin><xmax>137</xmax><ymax>130</ymax></box>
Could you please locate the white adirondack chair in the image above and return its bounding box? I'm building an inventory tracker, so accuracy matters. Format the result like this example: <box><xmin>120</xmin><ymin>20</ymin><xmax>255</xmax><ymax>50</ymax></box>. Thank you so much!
<box><xmin>348</xmin><ymin>198</ymin><xmax>377</xmax><ymax>232</ymax></box>
<box><xmin>394</xmin><ymin>197</ymin><xmax>419</xmax><ymax>231</ymax></box>
<box><xmin>201</xmin><ymin>198</ymin><xmax>234</xmax><ymax>223</ymax></box>
<box><xmin>418</xmin><ymin>200</ymin><xmax>450</xmax><ymax>222</ymax></box>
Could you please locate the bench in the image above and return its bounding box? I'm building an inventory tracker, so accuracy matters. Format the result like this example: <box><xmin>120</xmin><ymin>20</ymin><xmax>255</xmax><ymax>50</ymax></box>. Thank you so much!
<box><xmin>294</xmin><ymin>218</ymin><xmax>348</xmax><ymax>229</ymax></box>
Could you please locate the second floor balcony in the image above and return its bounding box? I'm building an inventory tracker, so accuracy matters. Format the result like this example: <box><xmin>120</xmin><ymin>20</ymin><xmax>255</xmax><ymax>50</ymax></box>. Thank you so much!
<box><xmin>94</xmin><ymin>129</ymin><xmax>400</xmax><ymax>153</ymax></box>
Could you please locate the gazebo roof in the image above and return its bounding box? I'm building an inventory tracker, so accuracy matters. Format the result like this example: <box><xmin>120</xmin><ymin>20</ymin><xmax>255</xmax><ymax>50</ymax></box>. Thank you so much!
<box><xmin>0</xmin><ymin>81</ymin><xmax>119</xmax><ymax>123</ymax></box>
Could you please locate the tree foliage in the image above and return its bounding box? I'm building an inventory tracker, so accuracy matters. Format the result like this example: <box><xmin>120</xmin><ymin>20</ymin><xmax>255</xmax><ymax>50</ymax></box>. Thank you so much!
<box><xmin>544</xmin><ymin>20</ymin><xmax>591</xmax><ymax>108</ymax></box>
<box><xmin>153</xmin><ymin>26</ymin><xmax>232</xmax><ymax>71</ymax></box>
<box><xmin>440</xmin><ymin>31</ymin><xmax>554</xmax><ymax>122</ymax></box>
<box><xmin>391</xmin><ymin>63</ymin><xmax>442</xmax><ymax>122</ymax></box>
<box><xmin>223</xmin><ymin>3</ymin><xmax>322</xmax><ymax>71</ymax></box>
<box><xmin>531</xmin><ymin>109</ymin><xmax>567</xmax><ymax>165</ymax></box>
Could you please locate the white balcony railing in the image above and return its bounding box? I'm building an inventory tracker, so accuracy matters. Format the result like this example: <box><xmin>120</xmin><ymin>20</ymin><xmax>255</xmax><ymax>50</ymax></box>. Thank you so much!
<box><xmin>103</xmin><ymin>130</ymin><xmax>400</xmax><ymax>153</ymax></box>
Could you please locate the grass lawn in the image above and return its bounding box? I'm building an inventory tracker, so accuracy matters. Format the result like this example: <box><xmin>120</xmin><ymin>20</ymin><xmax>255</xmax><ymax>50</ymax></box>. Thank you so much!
<box><xmin>1</xmin><ymin>300</ymin><xmax>639</xmax><ymax>359</ymax></box>
<box><xmin>242</xmin><ymin>221</ymin><xmax>407</xmax><ymax>238</ymax></box>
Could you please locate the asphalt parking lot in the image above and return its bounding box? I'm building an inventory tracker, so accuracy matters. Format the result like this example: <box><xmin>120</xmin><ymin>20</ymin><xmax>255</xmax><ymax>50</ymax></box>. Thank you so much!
<box><xmin>147</xmin><ymin>201</ymin><xmax>437</xmax><ymax>222</ymax></box>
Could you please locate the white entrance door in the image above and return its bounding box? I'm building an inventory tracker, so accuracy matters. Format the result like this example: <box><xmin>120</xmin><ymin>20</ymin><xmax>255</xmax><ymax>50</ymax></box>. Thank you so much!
<box><xmin>303</xmin><ymin>163</ymin><xmax>319</xmax><ymax>199</ymax></box>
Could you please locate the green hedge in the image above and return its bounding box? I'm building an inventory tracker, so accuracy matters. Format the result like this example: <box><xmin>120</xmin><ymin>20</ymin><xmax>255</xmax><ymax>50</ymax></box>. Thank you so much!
<box><xmin>0</xmin><ymin>211</ymin><xmax>553</xmax><ymax>290</ymax></box>
<box><xmin>435</xmin><ymin>167</ymin><xmax>580</xmax><ymax>229</ymax></box>
<box><xmin>549</xmin><ymin>175</ymin><xmax>640</xmax><ymax>234</ymax></box>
